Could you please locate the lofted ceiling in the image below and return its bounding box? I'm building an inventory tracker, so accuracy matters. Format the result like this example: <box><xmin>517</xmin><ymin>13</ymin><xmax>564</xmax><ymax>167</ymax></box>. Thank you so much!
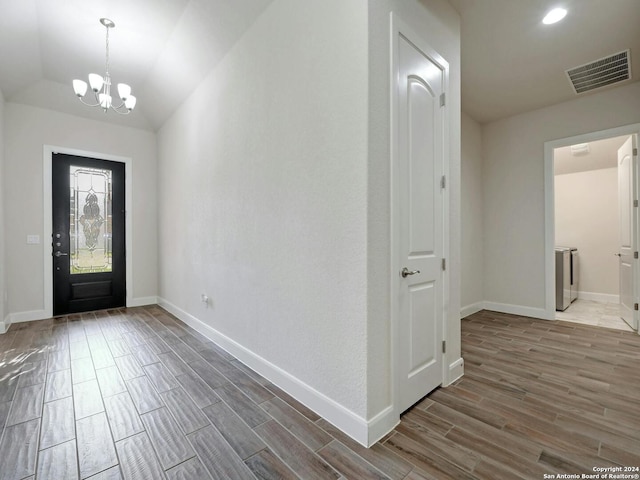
<box><xmin>0</xmin><ymin>1</ymin><xmax>638</xmax><ymax>130</ymax></box>
<box><xmin>448</xmin><ymin>0</ymin><xmax>640</xmax><ymax>124</ymax></box>
<box><xmin>0</xmin><ymin>0</ymin><xmax>273</xmax><ymax>131</ymax></box>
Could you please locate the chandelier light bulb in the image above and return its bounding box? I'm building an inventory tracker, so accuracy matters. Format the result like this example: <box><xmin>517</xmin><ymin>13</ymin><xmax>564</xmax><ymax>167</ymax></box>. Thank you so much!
<box><xmin>88</xmin><ymin>73</ymin><xmax>104</xmax><ymax>92</ymax></box>
<box><xmin>117</xmin><ymin>83</ymin><xmax>131</xmax><ymax>100</ymax></box>
<box><xmin>73</xmin><ymin>79</ymin><xmax>88</xmax><ymax>97</ymax></box>
<box><xmin>124</xmin><ymin>95</ymin><xmax>137</xmax><ymax>110</ymax></box>
<box><xmin>72</xmin><ymin>18</ymin><xmax>136</xmax><ymax>115</ymax></box>
<box><xmin>99</xmin><ymin>94</ymin><xmax>111</xmax><ymax>109</ymax></box>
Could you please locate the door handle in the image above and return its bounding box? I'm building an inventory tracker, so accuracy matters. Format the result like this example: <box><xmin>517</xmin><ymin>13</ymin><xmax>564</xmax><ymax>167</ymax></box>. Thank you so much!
<box><xmin>53</xmin><ymin>251</ymin><xmax>69</xmax><ymax>257</ymax></box>
<box><xmin>401</xmin><ymin>267</ymin><xmax>420</xmax><ymax>278</ymax></box>
<box><xmin>614</xmin><ymin>253</ymin><xmax>622</xmax><ymax>257</ymax></box>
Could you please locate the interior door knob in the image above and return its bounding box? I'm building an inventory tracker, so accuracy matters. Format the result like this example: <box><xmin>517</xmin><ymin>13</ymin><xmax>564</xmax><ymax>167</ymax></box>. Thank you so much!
<box><xmin>401</xmin><ymin>267</ymin><xmax>420</xmax><ymax>278</ymax></box>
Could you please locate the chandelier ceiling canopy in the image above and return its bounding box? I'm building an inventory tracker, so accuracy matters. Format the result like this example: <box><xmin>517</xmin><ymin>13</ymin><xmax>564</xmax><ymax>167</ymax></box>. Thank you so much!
<box><xmin>72</xmin><ymin>18</ymin><xmax>137</xmax><ymax>115</ymax></box>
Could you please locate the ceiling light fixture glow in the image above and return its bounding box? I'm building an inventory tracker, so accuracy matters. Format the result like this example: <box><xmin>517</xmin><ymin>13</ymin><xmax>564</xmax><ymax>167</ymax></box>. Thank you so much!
<box><xmin>72</xmin><ymin>18</ymin><xmax>136</xmax><ymax>114</ymax></box>
<box><xmin>542</xmin><ymin>7</ymin><xmax>567</xmax><ymax>25</ymax></box>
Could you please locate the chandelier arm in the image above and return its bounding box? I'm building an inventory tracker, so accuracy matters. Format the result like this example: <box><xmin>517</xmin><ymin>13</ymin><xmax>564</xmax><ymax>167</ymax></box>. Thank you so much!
<box><xmin>109</xmin><ymin>106</ymin><xmax>133</xmax><ymax>115</ymax></box>
<box><xmin>111</xmin><ymin>100</ymin><xmax>128</xmax><ymax>110</ymax></box>
<box><xmin>77</xmin><ymin>96</ymin><xmax>102</xmax><ymax>108</ymax></box>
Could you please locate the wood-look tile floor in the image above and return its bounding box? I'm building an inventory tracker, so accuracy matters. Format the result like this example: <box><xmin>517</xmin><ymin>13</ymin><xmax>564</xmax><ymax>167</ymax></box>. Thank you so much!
<box><xmin>0</xmin><ymin>306</ymin><xmax>639</xmax><ymax>479</ymax></box>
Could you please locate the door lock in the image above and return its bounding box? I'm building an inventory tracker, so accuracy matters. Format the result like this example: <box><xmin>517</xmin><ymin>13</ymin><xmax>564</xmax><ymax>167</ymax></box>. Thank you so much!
<box><xmin>401</xmin><ymin>267</ymin><xmax>420</xmax><ymax>278</ymax></box>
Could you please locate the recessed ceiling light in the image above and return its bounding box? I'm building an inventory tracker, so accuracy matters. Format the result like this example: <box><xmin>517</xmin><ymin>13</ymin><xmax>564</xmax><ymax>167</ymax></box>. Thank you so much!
<box><xmin>543</xmin><ymin>7</ymin><xmax>567</xmax><ymax>25</ymax></box>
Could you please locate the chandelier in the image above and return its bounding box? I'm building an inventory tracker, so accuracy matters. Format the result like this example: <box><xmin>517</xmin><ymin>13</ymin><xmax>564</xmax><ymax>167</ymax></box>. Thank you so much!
<box><xmin>72</xmin><ymin>18</ymin><xmax>137</xmax><ymax>114</ymax></box>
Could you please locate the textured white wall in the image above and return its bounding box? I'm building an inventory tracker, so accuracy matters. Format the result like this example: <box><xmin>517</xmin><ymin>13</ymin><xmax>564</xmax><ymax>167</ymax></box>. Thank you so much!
<box><xmin>483</xmin><ymin>82</ymin><xmax>640</xmax><ymax>311</ymax></box>
<box><xmin>367</xmin><ymin>0</ymin><xmax>461</xmax><ymax>418</ymax></box>
<box><xmin>4</xmin><ymin>104</ymin><xmax>158</xmax><ymax>316</ymax></box>
<box><xmin>0</xmin><ymin>89</ymin><xmax>5</xmax><ymax>326</ymax></box>
<box><xmin>555</xmin><ymin>167</ymin><xmax>619</xmax><ymax>296</ymax></box>
<box><xmin>461</xmin><ymin>112</ymin><xmax>484</xmax><ymax>313</ymax></box>
<box><xmin>157</xmin><ymin>0</ymin><xmax>370</xmax><ymax>417</ymax></box>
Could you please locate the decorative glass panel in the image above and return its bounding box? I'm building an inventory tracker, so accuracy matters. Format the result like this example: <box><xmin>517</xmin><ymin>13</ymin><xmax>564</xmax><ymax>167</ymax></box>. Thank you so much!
<box><xmin>69</xmin><ymin>166</ymin><xmax>113</xmax><ymax>274</ymax></box>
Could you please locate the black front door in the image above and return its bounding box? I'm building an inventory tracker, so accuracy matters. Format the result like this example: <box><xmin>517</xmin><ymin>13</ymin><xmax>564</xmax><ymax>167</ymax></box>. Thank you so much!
<box><xmin>52</xmin><ymin>153</ymin><xmax>126</xmax><ymax>315</ymax></box>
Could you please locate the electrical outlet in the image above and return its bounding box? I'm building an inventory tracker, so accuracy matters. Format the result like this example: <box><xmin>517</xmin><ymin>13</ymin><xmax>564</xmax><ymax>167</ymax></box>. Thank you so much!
<box><xmin>201</xmin><ymin>294</ymin><xmax>209</xmax><ymax>307</ymax></box>
<box><xmin>27</xmin><ymin>234</ymin><xmax>40</xmax><ymax>245</ymax></box>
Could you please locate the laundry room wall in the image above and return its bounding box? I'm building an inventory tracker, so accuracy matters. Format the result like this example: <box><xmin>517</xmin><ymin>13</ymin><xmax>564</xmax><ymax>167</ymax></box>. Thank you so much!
<box><xmin>555</xmin><ymin>166</ymin><xmax>619</xmax><ymax>302</ymax></box>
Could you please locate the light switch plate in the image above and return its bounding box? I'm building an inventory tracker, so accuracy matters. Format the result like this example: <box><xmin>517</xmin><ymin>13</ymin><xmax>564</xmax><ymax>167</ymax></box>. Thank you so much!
<box><xmin>27</xmin><ymin>234</ymin><xmax>40</xmax><ymax>245</ymax></box>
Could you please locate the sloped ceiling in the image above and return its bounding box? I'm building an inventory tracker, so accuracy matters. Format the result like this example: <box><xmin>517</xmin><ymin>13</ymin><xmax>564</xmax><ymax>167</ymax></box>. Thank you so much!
<box><xmin>0</xmin><ymin>0</ymin><xmax>273</xmax><ymax>131</ymax></box>
<box><xmin>1</xmin><ymin>1</ymin><xmax>638</xmax><ymax>129</ymax></box>
<box><xmin>448</xmin><ymin>0</ymin><xmax>640</xmax><ymax>123</ymax></box>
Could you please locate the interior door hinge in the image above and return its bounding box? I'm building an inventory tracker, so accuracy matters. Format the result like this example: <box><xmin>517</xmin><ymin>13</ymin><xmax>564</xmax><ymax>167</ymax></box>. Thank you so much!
<box><xmin>635</xmin><ymin>252</ymin><xmax>639</xmax><ymax>259</ymax></box>
<box><xmin>442</xmin><ymin>340</ymin><xmax>446</xmax><ymax>353</ymax></box>
<box><xmin>440</xmin><ymin>93</ymin><xmax>446</xmax><ymax>107</ymax></box>
<box><xmin>441</xmin><ymin>258</ymin><xmax>446</xmax><ymax>271</ymax></box>
<box><xmin>440</xmin><ymin>176</ymin><xmax>446</xmax><ymax>189</ymax></box>
<box><xmin>635</xmin><ymin>200</ymin><xmax>639</xmax><ymax>207</ymax></box>
<box><xmin>633</xmin><ymin>147</ymin><xmax>638</xmax><ymax>156</ymax></box>
<box><xmin>635</xmin><ymin>303</ymin><xmax>639</xmax><ymax>311</ymax></box>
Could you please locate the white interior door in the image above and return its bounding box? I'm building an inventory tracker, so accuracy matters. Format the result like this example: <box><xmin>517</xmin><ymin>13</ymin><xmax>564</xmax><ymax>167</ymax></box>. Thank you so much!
<box><xmin>617</xmin><ymin>135</ymin><xmax>638</xmax><ymax>330</ymax></box>
<box><xmin>395</xmin><ymin>33</ymin><xmax>446</xmax><ymax>412</ymax></box>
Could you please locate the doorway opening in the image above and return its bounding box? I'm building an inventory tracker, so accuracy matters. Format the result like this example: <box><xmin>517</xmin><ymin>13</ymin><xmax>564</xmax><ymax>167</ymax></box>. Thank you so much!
<box><xmin>544</xmin><ymin>125</ymin><xmax>639</xmax><ymax>333</ymax></box>
<box><xmin>52</xmin><ymin>154</ymin><xmax>126</xmax><ymax>315</ymax></box>
<box><xmin>43</xmin><ymin>146</ymin><xmax>133</xmax><ymax>318</ymax></box>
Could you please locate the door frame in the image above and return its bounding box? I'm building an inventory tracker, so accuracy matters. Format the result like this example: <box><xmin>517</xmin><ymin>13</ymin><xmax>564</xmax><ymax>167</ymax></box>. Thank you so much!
<box><xmin>543</xmin><ymin>123</ymin><xmax>640</xmax><ymax>332</ymax></box>
<box><xmin>390</xmin><ymin>13</ymin><xmax>450</xmax><ymax>419</ymax></box>
<box><xmin>43</xmin><ymin>145</ymin><xmax>133</xmax><ymax>317</ymax></box>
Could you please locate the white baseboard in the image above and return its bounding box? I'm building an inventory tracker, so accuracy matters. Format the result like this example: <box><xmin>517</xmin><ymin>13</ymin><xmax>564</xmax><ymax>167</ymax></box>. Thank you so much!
<box><xmin>9</xmin><ymin>309</ymin><xmax>49</xmax><ymax>324</ymax></box>
<box><xmin>446</xmin><ymin>357</ymin><xmax>464</xmax><ymax>385</ymax></box>
<box><xmin>157</xmin><ymin>297</ymin><xmax>384</xmax><ymax>447</ymax></box>
<box><xmin>0</xmin><ymin>316</ymin><xmax>10</xmax><ymax>334</ymax></box>
<box><xmin>128</xmin><ymin>296</ymin><xmax>159</xmax><ymax>307</ymax></box>
<box><xmin>483</xmin><ymin>301</ymin><xmax>552</xmax><ymax>320</ymax></box>
<box><xmin>365</xmin><ymin>406</ymin><xmax>399</xmax><ymax>446</ymax></box>
<box><xmin>460</xmin><ymin>302</ymin><xmax>484</xmax><ymax>319</ymax></box>
<box><xmin>577</xmin><ymin>291</ymin><xmax>619</xmax><ymax>304</ymax></box>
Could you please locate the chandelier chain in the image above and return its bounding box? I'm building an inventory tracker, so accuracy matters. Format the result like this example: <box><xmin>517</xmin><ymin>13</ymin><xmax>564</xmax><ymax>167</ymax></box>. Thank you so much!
<box><xmin>105</xmin><ymin>24</ymin><xmax>110</xmax><ymax>75</ymax></box>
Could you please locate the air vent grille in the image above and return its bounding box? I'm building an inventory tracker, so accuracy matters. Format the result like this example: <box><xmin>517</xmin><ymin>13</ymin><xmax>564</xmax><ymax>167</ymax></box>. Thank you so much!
<box><xmin>566</xmin><ymin>50</ymin><xmax>631</xmax><ymax>94</ymax></box>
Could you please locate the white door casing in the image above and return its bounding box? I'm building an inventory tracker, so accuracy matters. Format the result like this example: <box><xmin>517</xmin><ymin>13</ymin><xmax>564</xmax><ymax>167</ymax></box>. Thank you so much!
<box><xmin>392</xmin><ymin>17</ymin><xmax>449</xmax><ymax>414</ymax></box>
<box><xmin>618</xmin><ymin>135</ymin><xmax>638</xmax><ymax>330</ymax></box>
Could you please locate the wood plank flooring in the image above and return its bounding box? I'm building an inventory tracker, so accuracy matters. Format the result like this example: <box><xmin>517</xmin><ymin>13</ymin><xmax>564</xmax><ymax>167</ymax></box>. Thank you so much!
<box><xmin>0</xmin><ymin>306</ymin><xmax>638</xmax><ymax>479</ymax></box>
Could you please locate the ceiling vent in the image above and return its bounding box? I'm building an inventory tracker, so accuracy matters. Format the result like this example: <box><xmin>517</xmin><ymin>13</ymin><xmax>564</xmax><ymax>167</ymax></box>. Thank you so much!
<box><xmin>566</xmin><ymin>50</ymin><xmax>631</xmax><ymax>94</ymax></box>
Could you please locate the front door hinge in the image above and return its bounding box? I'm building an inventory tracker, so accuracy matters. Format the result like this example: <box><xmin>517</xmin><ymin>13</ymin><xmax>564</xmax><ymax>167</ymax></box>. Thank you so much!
<box><xmin>635</xmin><ymin>303</ymin><xmax>639</xmax><ymax>311</ymax></box>
<box><xmin>442</xmin><ymin>341</ymin><xmax>446</xmax><ymax>353</ymax></box>
<box><xmin>441</xmin><ymin>258</ymin><xmax>446</xmax><ymax>271</ymax></box>
<box><xmin>440</xmin><ymin>93</ymin><xmax>446</xmax><ymax>107</ymax></box>
<box><xmin>441</xmin><ymin>175</ymin><xmax>446</xmax><ymax>189</ymax></box>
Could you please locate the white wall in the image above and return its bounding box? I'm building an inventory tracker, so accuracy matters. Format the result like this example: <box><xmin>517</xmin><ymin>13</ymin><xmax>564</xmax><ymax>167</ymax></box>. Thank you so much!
<box><xmin>461</xmin><ymin>112</ymin><xmax>484</xmax><ymax>315</ymax></box>
<box><xmin>0</xmin><ymin>89</ymin><xmax>5</xmax><ymax>331</ymax></box>
<box><xmin>158</xmin><ymin>0</ymin><xmax>370</xmax><ymax>436</ymax></box>
<box><xmin>555</xmin><ymin>167</ymin><xmax>619</xmax><ymax>298</ymax></box>
<box><xmin>4</xmin><ymin>104</ymin><xmax>158</xmax><ymax>320</ymax></box>
<box><xmin>157</xmin><ymin>0</ymin><xmax>461</xmax><ymax>446</ymax></box>
<box><xmin>483</xmin><ymin>82</ymin><xmax>640</xmax><ymax>314</ymax></box>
